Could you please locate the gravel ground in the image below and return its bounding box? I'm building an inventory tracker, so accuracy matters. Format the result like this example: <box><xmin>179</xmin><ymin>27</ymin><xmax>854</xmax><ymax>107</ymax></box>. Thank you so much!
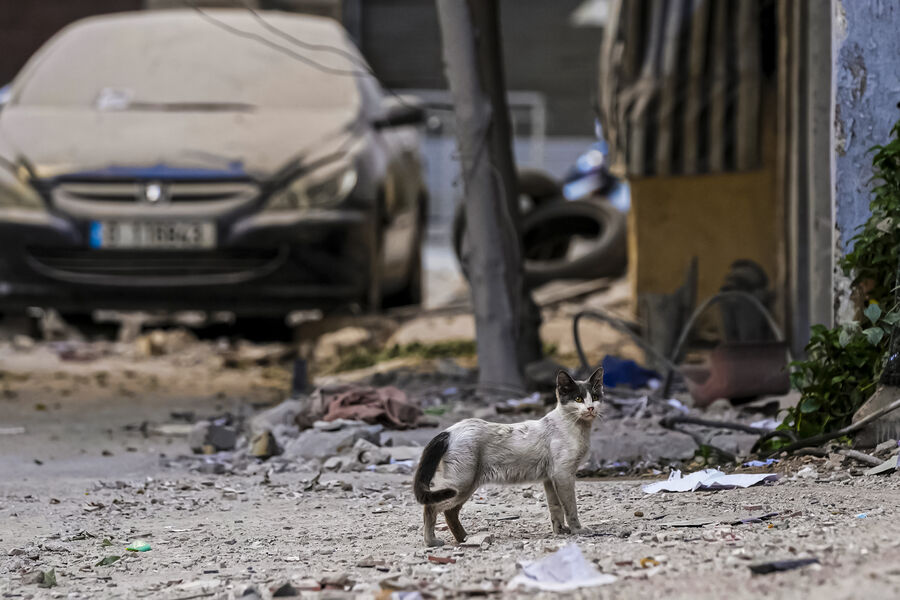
<box><xmin>3</xmin><ymin>343</ymin><xmax>900</xmax><ymax>599</ymax></box>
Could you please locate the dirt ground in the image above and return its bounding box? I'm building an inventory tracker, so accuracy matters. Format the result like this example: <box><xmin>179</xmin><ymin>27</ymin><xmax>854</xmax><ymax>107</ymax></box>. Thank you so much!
<box><xmin>2</xmin><ymin>344</ymin><xmax>900</xmax><ymax>600</ymax></box>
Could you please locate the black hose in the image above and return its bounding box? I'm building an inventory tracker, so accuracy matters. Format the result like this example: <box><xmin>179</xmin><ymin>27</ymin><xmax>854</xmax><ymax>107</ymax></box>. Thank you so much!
<box><xmin>572</xmin><ymin>308</ymin><xmax>681</xmax><ymax>375</ymax></box>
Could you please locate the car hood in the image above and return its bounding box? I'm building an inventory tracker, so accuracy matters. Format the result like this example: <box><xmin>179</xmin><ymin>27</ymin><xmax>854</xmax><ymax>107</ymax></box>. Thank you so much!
<box><xmin>0</xmin><ymin>106</ymin><xmax>362</xmax><ymax>181</ymax></box>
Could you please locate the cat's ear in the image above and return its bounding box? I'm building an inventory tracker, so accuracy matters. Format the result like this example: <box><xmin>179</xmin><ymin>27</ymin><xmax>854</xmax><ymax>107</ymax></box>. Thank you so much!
<box><xmin>588</xmin><ymin>366</ymin><xmax>604</xmax><ymax>396</ymax></box>
<box><xmin>556</xmin><ymin>370</ymin><xmax>577</xmax><ymax>395</ymax></box>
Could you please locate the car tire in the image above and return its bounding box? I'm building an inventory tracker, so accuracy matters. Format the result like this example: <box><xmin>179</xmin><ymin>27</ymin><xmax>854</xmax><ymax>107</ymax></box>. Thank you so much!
<box><xmin>364</xmin><ymin>200</ymin><xmax>385</xmax><ymax>313</ymax></box>
<box><xmin>452</xmin><ymin>169</ymin><xmax>563</xmax><ymax>272</ymax></box>
<box><xmin>520</xmin><ymin>199</ymin><xmax>627</xmax><ymax>288</ymax></box>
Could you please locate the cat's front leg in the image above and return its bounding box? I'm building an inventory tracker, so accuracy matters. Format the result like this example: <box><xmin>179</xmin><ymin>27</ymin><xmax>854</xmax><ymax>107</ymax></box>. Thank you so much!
<box><xmin>543</xmin><ymin>480</ymin><xmax>569</xmax><ymax>534</ymax></box>
<box><xmin>552</xmin><ymin>476</ymin><xmax>592</xmax><ymax>535</ymax></box>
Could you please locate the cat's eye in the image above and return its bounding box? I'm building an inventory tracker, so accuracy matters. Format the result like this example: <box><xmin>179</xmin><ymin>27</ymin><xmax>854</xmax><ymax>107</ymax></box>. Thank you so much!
<box><xmin>575</xmin><ymin>396</ymin><xmax>584</xmax><ymax>403</ymax></box>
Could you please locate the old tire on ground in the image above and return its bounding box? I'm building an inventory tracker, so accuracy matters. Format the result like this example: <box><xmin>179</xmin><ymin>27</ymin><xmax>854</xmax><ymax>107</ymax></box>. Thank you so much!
<box><xmin>452</xmin><ymin>169</ymin><xmax>563</xmax><ymax>271</ymax></box>
<box><xmin>520</xmin><ymin>199</ymin><xmax>627</xmax><ymax>289</ymax></box>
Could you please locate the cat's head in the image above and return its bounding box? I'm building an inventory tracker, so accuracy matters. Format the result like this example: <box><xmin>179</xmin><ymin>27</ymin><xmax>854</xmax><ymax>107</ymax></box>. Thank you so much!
<box><xmin>555</xmin><ymin>368</ymin><xmax>604</xmax><ymax>423</ymax></box>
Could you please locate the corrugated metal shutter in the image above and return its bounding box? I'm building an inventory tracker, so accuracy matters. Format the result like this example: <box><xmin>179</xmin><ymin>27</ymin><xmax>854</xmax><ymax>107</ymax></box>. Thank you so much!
<box><xmin>598</xmin><ymin>0</ymin><xmax>764</xmax><ymax>176</ymax></box>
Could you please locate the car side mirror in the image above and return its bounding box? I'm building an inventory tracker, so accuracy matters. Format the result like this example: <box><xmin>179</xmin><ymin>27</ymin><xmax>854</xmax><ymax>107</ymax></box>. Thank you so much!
<box><xmin>373</xmin><ymin>97</ymin><xmax>425</xmax><ymax>129</ymax></box>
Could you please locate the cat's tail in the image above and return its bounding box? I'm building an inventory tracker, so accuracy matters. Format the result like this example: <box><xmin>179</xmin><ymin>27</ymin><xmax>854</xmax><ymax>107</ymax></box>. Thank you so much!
<box><xmin>413</xmin><ymin>431</ymin><xmax>456</xmax><ymax>504</ymax></box>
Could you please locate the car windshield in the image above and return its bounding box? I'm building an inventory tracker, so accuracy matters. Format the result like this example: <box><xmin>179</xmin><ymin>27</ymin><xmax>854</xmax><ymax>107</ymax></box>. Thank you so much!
<box><xmin>13</xmin><ymin>11</ymin><xmax>362</xmax><ymax>112</ymax></box>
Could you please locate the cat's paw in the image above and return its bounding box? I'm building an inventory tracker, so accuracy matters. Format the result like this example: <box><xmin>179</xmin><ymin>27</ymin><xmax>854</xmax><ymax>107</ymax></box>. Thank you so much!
<box><xmin>425</xmin><ymin>538</ymin><xmax>445</xmax><ymax>548</ymax></box>
<box><xmin>552</xmin><ymin>523</ymin><xmax>571</xmax><ymax>535</ymax></box>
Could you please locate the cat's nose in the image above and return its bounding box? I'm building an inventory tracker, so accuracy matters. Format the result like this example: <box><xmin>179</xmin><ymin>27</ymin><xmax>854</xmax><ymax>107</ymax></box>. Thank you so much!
<box><xmin>587</xmin><ymin>406</ymin><xmax>595</xmax><ymax>412</ymax></box>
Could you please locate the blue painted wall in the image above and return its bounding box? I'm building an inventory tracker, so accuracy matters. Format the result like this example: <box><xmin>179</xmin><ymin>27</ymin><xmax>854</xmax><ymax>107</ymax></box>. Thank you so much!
<box><xmin>832</xmin><ymin>0</ymin><xmax>900</xmax><ymax>252</ymax></box>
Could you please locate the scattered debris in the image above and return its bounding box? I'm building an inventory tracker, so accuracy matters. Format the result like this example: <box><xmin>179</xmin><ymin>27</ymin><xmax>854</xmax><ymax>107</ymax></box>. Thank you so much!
<box><xmin>126</xmin><ymin>540</ymin><xmax>151</xmax><ymax>552</ymax></box>
<box><xmin>135</xmin><ymin>328</ymin><xmax>197</xmax><ymax>357</ymax></box>
<box><xmin>0</xmin><ymin>426</ymin><xmax>25</xmax><ymax>435</ymax></box>
<box><xmin>149</xmin><ymin>423</ymin><xmax>195</xmax><ymax>437</ymax></box>
<box><xmin>35</xmin><ymin>569</ymin><xmax>57</xmax><ymax>588</ymax></box>
<box><xmin>427</xmin><ymin>555</ymin><xmax>456</xmax><ymax>564</ymax></box>
<box><xmin>749</xmin><ymin>558</ymin><xmax>819</xmax><ymax>575</ymax></box>
<box><xmin>270</xmin><ymin>581</ymin><xmax>299</xmax><ymax>597</ymax></box>
<box><xmin>495</xmin><ymin>392</ymin><xmax>544</xmax><ymax>414</ymax></box>
<box><xmin>507</xmin><ymin>544</ymin><xmax>617</xmax><ymax>592</ymax></box>
<box><xmin>460</xmin><ymin>533</ymin><xmax>493</xmax><ymax>547</ymax></box>
<box><xmin>602</xmin><ymin>355</ymin><xmax>659</xmax><ymax>389</ymax></box>
<box><xmin>838</xmin><ymin>448</ymin><xmax>882</xmax><ymax>467</ymax></box>
<box><xmin>743</xmin><ymin>458</ymin><xmax>779</xmax><ymax>467</ymax></box>
<box><xmin>250</xmin><ymin>430</ymin><xmax>282</xmax><ymax>459</ymax></box>
<box><xmin>189</xmin><ymin>421</ymin><xmax>238</xmax><ymax>453</ymax></box>
<box><xmin>322</xmin><ymin>385</ymin><xmax>423</xmax><ymax>429</ymax></box>
<box><xmin>864</xmin><ymin>454</ymin><xmax>899</xmax><ymax>475</ymax></box>
<box><xmin>95</xmin><ymin>555</ymin><xmax>120</xmax><ymax>566</ymax></box>
<box><xmin>642</xmin><ymin>469</ymin><xmax>778</xmax><ymax>494</ymax></box>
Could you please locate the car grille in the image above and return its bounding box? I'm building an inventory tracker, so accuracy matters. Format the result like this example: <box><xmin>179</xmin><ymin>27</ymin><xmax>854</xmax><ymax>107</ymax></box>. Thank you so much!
<box><xmin>53</xmin><ymin>181</ymin><xmax>258</xmax><ymax>203</ymax></box>
<box><xmin>26</xmin><ymin>247</ymin><xmax>285</xmax><ymax>286</ymax></box>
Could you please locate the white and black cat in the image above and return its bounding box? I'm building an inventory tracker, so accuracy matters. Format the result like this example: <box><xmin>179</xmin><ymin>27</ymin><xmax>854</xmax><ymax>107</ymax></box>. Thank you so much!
<box><xmin>413</xmin><ymin>368</ymin><xmax>603</xmax><ymax>547</ymax></box>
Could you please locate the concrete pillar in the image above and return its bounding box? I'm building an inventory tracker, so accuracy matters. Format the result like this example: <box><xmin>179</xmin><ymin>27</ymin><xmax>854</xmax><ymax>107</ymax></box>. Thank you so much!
<box><xmin>831</xmin><ymin>0</ymin><xmax>900</xmax><ymax>322</ymax></box>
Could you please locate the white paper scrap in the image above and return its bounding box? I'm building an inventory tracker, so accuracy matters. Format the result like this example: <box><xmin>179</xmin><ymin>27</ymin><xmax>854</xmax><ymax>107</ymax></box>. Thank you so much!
<box><xmin>642</xmin><ymin>469</ymin><xmax>779</xmax><ymax>494</ymax></box>
<box><xmin>506</xmin><ymin>544</ymin><xmax>617</xmax><ymax>591</ymax></box>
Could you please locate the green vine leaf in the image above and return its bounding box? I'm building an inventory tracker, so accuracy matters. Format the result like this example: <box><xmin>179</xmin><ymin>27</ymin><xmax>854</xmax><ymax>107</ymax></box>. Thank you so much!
<box><xmin>799</xmin><ymin>397</ymin><xmax>821</xmax><ymax>413</ymax></box>
<box><xmin>863</xmin><ymin>326</ymin><xmax>885</xmax><ymax>345</ymax></box>
<box><xmin>838</xmin><ymin>328</ymin><xmax>854</xmax><ymax>348</ymax></box>
<box><xmin>864</xmin><ymin>303</ymin><xmax>882</xmax><ymax>324</ymax></box>
<box><xmin>883</xmin><ymin>311</ymin><xmax>900</xmax><ymax>326</ymax></box>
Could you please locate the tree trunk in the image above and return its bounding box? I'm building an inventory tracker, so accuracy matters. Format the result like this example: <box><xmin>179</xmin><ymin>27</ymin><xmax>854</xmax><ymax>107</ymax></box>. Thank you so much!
<box><xmin>467</xmin><ymin>0</ymin><xmax>544</xmax><ymax>367</ymax></box>
<box><xmin>435</xmin><ymin>0</ymin><xmax>540</xmax><ymax>390</ymax></box>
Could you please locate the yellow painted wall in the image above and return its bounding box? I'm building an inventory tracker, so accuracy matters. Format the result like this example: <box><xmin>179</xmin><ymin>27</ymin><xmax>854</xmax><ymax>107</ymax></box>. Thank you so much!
<box><xmin>627</xmin><ymin>164</ymin><xmax>779</xmax><ymax>305</ymax></box>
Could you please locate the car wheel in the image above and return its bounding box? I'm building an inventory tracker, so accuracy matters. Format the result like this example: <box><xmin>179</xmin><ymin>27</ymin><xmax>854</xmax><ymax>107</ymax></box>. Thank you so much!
<box><xmin>364</xmin><ymin>201</ymin><xmax>385</xmax><ymax>313</ymax></box>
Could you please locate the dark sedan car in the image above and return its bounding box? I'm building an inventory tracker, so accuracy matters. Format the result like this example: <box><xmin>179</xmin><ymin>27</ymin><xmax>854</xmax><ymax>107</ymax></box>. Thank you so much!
<box><xmin>0</xmin><ymin>10</ymin><xmax>427</xmax><ymax>319</ymax></box>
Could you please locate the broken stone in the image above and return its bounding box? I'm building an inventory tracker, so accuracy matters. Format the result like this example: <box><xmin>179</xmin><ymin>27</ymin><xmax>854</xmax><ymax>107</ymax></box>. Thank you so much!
<box><xmin>387</xmin><ymin>445</ymin><xmax>423</xmax><ymax>462</ymax></box>
<box><xmin>874</xmin><ymin>439</ymin><xmax>899</xmax><ymax>457</ymax></box>
<box><xmin>353</xmin><ymin>438</ymin><xmax>390</xmax><ymax>465</ymax></box>
<box><xmin>314</xmin><ymin>418</ymin><xmax>368</xmax><ymax>431</ymax></box>
<box><xmin>250</xmin><ymin>430</ymin><xmax>282</xmax><ymax>459</ymax></box>
<box><xmin>293</xmin><ymin>579</ymin><xmax>322</xmax><ymax>592</ymax></box>
<box><xmin>473</xmin><ymin>406</ymin><xmax>496</xmax><ymax>419</ymax></box>
<box><xmin>222</xmin><ymin>342</ymin><xmax>293</xmax><ymax>369</ymax></box>
<box><xmin>237</xmin><ymin>584</ymin><xmax>262</xmax><ymax>599</ymax></box>
<box><xmin>282</xmin><ymin>425</ymin><xmax>382</xmax><ymax>461</ymax></box>
<box><xmin>270</xmin><ymin>582</ymin><xmax>298</xmax><ymax>597</ymax></box>
<box><xmin>250</xmin><ymin>399</ymin><xmax>305</xmax><ymax>436</ymax></box>
<box><xmin>189</xmin><ymin>421</ymin><xmax>238</xmax><ymax>453</ymax></box>
<box><xmin>587</xmin><ymin>423</ymin><xmax>696</xmax><ymax>468</ymax></box>
<box><xmin>150</xmin><ymin>424</ymin><xmax>195</xmax><ymax>437</ymax></box>
<box><xmin>461</xmin><ymin>533</ymin><xmax>493</xmax><ymax>547</ymax></box>
<box><xmin>319</xmin><ymin>572</ymin><xmax>352</xmax><ymax>588</ymax></box>
<box><xmin>12</xmin><ymin>334</ymin><xmax>35</xmax><ymax>351</ymax></box>
<box><xmin>323</xmin><ymin>456</ymin><xmax>349</xmax><ymax>472</ymax></box>
<box><xmin>135</xmin><ymin>328</ymin><xmax>197</xmax><ymax>357</ymax></box>
<box><xmin>795</xmin><ymin>466</ymin><xmax>818</xmax><ymax>480</ymax></box>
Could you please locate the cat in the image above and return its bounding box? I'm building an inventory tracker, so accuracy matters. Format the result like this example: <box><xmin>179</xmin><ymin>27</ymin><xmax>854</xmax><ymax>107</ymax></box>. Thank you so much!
<box><xmin>412</xmin><ymin>368</ymin><xmax>603</xmax><ymax>547</ymax></box>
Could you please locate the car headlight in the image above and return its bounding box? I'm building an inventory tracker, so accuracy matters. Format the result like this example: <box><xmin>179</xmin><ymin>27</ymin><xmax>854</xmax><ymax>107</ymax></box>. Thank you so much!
<box><xmin>266</xmin><ymin>162</ymin><xmax>358</xmax><ymax>211</ymax></box>
<box><xmin>0</xmin><ymin>164</ymin><xmax>43</xmax><ymax>210</ymax></box>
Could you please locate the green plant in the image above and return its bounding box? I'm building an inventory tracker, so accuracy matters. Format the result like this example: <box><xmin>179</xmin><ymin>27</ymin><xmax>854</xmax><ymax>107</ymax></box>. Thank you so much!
<box><xmin>782</xmin><ymin>119</ymin><xmax>900</xmax><ymax>440</ymax></box>
<box><xmin>842</xmin><ymin>120</ymin><xmax>900</xmax><ymax>305</ymax></box>
<box><xmin>784</xmin><ymin>306</ymin><xmax>897</xmax><ymax>437</ymax></box>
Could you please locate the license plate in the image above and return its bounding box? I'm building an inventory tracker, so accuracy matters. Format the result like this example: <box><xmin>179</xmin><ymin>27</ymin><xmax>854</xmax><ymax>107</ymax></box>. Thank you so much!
<box><xmin>89</xmin><ymin>221</ymin><xmax>216</xmax><ymax>249</ymax></box>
